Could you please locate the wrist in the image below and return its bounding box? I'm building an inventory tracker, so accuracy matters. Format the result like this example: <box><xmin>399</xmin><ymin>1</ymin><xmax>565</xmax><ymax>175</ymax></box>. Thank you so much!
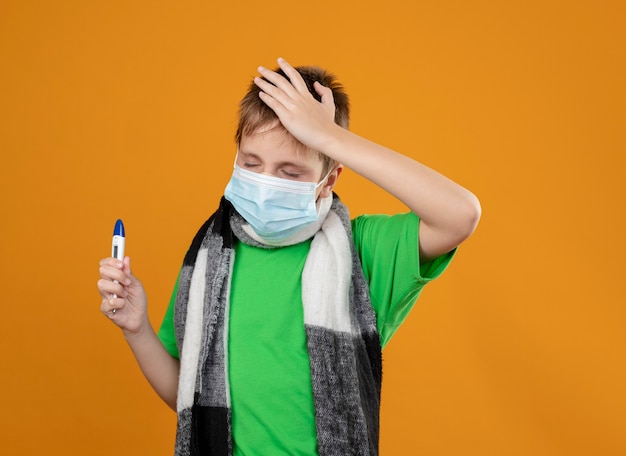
<box><xmin>317</xmin><ymin>124</ymin><xmax>351</xmax><ymax>160</ymax></box>
<box><xmin>122</xmin><ymin>318</ymin><xmax>154</xmax><ymax>341</ymax></box>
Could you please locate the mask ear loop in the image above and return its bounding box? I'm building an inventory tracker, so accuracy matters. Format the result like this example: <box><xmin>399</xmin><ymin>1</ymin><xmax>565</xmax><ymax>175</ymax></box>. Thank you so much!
<box><xmin>314</xmin><ymin>166</ymin><xmax>338</xmax><ymax>209</ymax></box>
<box><xmin>315</xmin><ymin>166</ymin><xmax>335</xmax><ymax>189</ymax></box>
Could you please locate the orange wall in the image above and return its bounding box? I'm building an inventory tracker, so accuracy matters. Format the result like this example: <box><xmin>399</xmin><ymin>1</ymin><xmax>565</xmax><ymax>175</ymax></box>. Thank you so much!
<box><xmin>1</xmin><ymin>1</ymin><xmax>625</xmax><ymax>454</ymax></box>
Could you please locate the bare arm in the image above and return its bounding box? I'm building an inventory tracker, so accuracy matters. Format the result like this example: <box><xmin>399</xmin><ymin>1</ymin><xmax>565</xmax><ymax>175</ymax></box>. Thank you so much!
<box><xmin>255</xmin><ymin>58</ymin><xmax>481</xmax><ymax>261</ymax></box>
<box><xmin>123</xmin><ymin>322</ymin><xmax>179</xmax><ymax>411</ymax></box>
<box><xmin>98</xmin><ymin>257</ymin><xmax>179</xmax><ymax>410</ymax></box>
<box><xmin>313</xmin><ymin>128</ymin><xmax>481</xmax><ymax>261</ymax></box>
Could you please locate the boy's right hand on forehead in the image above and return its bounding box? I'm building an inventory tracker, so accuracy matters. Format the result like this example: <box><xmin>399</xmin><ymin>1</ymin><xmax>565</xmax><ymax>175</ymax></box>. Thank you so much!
<box><xmin>254</xmin><ymin>58</ymin><xmax>340</xmax><ymax>153</ymax></box>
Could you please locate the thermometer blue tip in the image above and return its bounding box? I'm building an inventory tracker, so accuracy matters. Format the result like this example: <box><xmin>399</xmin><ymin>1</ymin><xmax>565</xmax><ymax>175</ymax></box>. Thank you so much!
<box><xmin>113</xmin><ymin>219</ymin><xmax>125</xmax><ymax>237</ymax></box>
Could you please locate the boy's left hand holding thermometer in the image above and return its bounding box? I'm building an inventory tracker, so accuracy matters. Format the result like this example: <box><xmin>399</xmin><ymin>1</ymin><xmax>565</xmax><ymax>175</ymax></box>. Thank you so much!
<box><xmin>111</xmin><ymin>219</ymin><xmax>125</xmax><ymax>308</ymax></box>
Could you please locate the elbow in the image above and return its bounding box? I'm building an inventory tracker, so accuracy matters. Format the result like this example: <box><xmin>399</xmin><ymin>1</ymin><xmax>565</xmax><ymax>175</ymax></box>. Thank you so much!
<box><xmin>422</xmin><ymin>192</ymin><xmax>481</xmax><ymax>258</ymax></box>
<box><xmin>457</xmin><ymin>192</ymin><xmax>481</xmax><ymax>242</ymax></box>
<box><xmin>418</xmin><ymin>191</ymin><xmax>482</xmax><ymax>260</ymax></box>
<box><xmin>438</xmin><ymin>191</ymin><xmax>481</xmax><ymax>249</ymax></box>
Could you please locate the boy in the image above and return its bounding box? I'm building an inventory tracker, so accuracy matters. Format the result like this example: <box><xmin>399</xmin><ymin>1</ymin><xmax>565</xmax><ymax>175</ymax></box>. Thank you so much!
<box><xmin>98</xmin><ymin>58</ymin><xmax>481</xmax><ymax>455</ymax></box>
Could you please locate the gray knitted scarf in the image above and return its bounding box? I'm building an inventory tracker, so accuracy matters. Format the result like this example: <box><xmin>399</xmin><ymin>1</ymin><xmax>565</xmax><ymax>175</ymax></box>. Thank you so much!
<box><xmin>173</xmin><ymin>194</ymin><xmax>382</xmax><ymax>456</ymax></box>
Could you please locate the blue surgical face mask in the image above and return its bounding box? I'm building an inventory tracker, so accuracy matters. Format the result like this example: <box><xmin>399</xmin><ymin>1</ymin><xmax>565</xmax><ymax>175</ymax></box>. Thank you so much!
<box><xmin>224</xmin><ymin>164</ymin><xmax>331</xmax><ymax>242</ymax></box>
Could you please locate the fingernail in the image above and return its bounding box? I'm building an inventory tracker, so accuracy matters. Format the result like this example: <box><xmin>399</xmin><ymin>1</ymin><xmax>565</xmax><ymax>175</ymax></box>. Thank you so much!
<box><xmin>258</xmin><ymin>66</ymin><xmax>265</xmax><ymax>71</ymax></box>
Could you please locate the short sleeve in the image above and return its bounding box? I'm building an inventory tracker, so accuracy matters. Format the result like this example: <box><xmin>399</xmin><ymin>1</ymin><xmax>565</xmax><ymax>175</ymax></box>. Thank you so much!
<box><xmin>157</xmin><ymin>275</ymin><xmax>180</xmax><ymax>359</ymax></box>
<box><xmin>352</xmin><ymin>213</ymin><xmax>455</xmax><ymax>347</ymax></box>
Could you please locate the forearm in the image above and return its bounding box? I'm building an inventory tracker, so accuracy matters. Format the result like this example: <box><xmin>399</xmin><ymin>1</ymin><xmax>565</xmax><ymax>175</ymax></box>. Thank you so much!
<box><xmin>323</xmin><ymin>126</ymin><xmax>481</xmax><ymax>258</ymax></box>
<box><xmin>252</xmin><ymin>59</ymin><xmax>480</xmax><ymax>259</ymax></box>
<box><xmin>124</xmin><ymin>323</ymin><xmax>179</xmax><ymax>411</ymax></box>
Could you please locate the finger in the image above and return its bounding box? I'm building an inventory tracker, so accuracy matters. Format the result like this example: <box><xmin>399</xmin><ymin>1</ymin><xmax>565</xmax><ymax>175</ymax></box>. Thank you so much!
<box><xmin>99</xmin><ymin>258</ymin><xmax>125</xmax><ymax>281</ymax></box>
<box><xmin>257</xmin><ymin>65</ymin><xmax>299</xmax><ymax>98</ymax></box>
<box><xmin>99</xmin><ymin>263</ymin><xmax>130</xmax><ymax>284</ymax></box>
<box><xmin>100</xmin><ymin>296</ymin><xmax>124</xmax><ymax>318</ymax></box>
<box><xmin>254</xmin><ymin>75</ymin><xmax>289</xmax><ymax>104</ymax></box>
<box><xmin>99</xmin><ymin>257</ymin><xmax>124</xmax><ymax>269</ymax></box>
<box><xmin>276</xmin><ymin>57</ymin><xmax>309</xmax><ymax>93</ymax></box>
<box><xmin>254</xmin><ymin>77</ymin><xmax>292</xmax><ymax>112</ymax></box>
<box><xmin>257</xmin><ymin>90</ymin><xmax>286</xmax><ymax>117</ymax></box>
<box><xmin>97</xmin><ymin>278</ymin><xmax>126</xmax><ymax>299</ymax></box>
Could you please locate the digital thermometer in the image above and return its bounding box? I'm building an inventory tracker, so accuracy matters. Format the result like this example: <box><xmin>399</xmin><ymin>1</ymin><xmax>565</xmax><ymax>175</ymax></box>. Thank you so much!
<box><xmin>112</xmin><ymin>219</ymin><xmax>125</xmax><ymax>260</ymax></box>
<box><xmin>111</xmin><ymin>219</ymin><xmax>125</xmax><ymax>301</ymax></box>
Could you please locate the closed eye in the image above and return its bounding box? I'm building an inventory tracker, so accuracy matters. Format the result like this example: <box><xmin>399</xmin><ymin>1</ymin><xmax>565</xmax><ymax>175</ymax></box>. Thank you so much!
<box><xmin>281</xmin><ymin>170</ymin><xmax>302</xmax><ymax>178</ymax></box>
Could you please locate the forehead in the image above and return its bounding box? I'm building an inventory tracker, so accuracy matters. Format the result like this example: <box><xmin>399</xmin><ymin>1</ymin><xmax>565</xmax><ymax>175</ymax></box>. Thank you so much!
<box><xmin>239</xmin><ymin>124</ymin><xmax>323</xmax><ymax>168</ymax></box>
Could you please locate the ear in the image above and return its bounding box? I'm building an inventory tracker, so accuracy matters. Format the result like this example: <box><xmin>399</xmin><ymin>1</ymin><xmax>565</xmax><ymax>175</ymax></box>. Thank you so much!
<box><xmin>318</xmin><ymin>165</ymin><xmax>343</xmax><ymax>199</ymax></box>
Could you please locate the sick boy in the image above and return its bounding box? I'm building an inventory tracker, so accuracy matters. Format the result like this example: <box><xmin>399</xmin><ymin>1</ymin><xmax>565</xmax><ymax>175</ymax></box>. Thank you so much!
<box><xmin>98</xmin><ymin>58</ymin><xmax>481</xmax><ymax>456</ymax></box>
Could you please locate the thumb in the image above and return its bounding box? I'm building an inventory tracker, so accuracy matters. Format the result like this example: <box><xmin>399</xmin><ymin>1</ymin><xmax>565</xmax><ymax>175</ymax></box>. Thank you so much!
<box><xmin>314</xmin><ymin>81</ymin><xmax>336</xmax><ymax>113</ymax></box>
<box><xmin>123</xmin><ymin>256</ymin><xmax>141</xmax><ymax>287</ymax></box>
<box><xmin>123</xmin><ymin>256</ymin><xmax>133</xmax><ymax>276</ymax></box>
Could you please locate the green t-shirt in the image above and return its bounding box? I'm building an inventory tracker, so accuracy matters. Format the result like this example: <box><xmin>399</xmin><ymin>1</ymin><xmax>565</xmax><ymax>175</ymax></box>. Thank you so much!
<box><xmin>158</xmin><ymin>212</ymin><xmax>454</xmax><ymax>455</ymax></box>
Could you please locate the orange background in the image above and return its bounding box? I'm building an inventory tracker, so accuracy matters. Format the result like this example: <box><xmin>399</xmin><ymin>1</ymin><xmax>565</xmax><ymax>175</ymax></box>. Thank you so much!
<box><xmin>1</xmin><ymin>0</ymin><xmax>625</xmax><ymax>454</ymax></box>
